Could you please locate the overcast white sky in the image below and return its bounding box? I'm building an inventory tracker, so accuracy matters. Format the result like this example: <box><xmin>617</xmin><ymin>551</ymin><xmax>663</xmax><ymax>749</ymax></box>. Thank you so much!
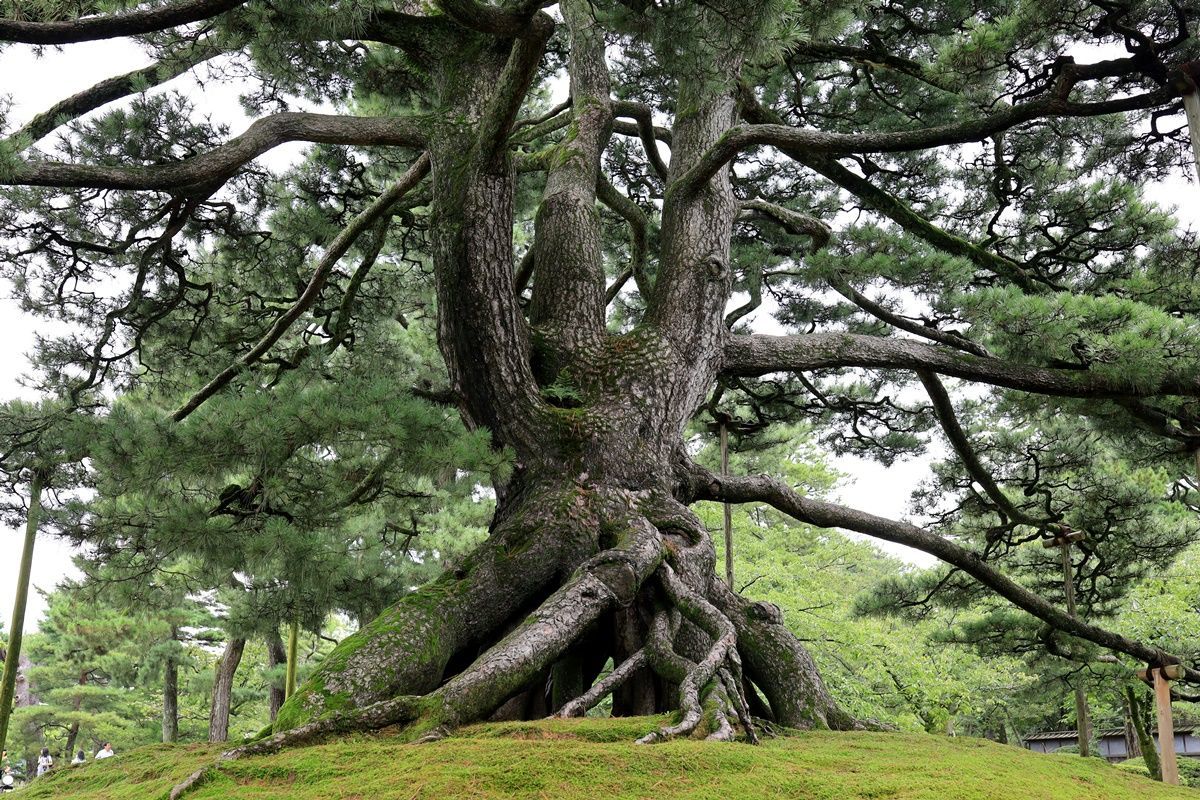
<box><xmin>0</xmin><ymin>38</ymin><xmax>1196</xmax><ymax>631</ymax></box>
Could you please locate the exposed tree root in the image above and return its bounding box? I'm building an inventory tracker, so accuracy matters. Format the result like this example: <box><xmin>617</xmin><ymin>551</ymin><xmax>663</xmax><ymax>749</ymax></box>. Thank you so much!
<box><xmin>635</xmin><ymin>564</ymin><xmax>757</xmax><ymax>744</ymax></box>
<box><xmin>170</xmin><ymin>490</ymin><xmax>855</xmax><ymax>798</ymax></box>
<box><xmin>557</xmin><ymin>648</ymin><xmax>647</xmax><ymax>718</ymax></box>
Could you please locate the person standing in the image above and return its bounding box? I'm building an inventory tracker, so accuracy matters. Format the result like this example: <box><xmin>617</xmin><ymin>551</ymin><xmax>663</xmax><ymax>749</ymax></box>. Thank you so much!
<box><xmin>94</xmin><ymin>743</ymin><xmax>115</xmax><ymax>760</ymax></box>
<box><xmin>36</xmin><ymin>747</ymin><xmax>52</xmax><ymax>777</ymax></box>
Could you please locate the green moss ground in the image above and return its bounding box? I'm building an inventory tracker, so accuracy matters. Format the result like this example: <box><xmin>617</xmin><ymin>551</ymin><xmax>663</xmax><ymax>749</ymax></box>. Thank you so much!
<box><xmin>19</xmin><ymin>716</ymin><xmax>1196</xmax><ymax>800</ymax></box>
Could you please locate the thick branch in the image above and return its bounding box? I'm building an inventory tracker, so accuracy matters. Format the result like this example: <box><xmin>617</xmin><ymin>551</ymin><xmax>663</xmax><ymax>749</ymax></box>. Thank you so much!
<box><xmin>723</xmin><ymin>333</ymin><xmax>1200</xmax><ymax>398</ymax></box>
<box><xmin>612</xmin><ymin>100</ymin><xmax>669</xmax><ymax>180</ymax></box>
<box><xmin>10</xmin><ymin>41</ymin><xmax>224</xmax><ymax>147</ymax></box>
<box><xmin>674</xmin><ymin>67</ymin><xmax>1176</xmax><ymax>199</ymax></box>
<box><xmin>0</xmin><ymin>0</ymin><xmax>247</xmax><ymax>44</ymax></box>
<box><xmin>690</xmin><ymin>467</ymin><xmax>1195</xmax><ymax>678</ymax></box>
<box><xmin>3</xmin><ymin>112</ymin><xmax>429</xmax><ymax>192</ymax></box>
<box><xmin>435</xmin><ymin>0</ymin><xmax>540</xmax><ymax>38</ymax></box>
<box><xmin>171</xmin><ymin>153</ymin><xmax>430</xmax><ymax>421</ymax></box>
<box><xmin>527</xmin><ymin>0</ymin><xmax>609</xmax><ymax>337</ymax></box>
<box><xmin>471</xmin><ymin>12</ymin><xmax>555</xmax><ymax>169</ymax></box>
<box><xmin>918</xmin><ymin>370</ymin><xmax>1045</xmax><ymax>526</ymax></box>
<box><xmin>830</xmin><ymin>277</ymin><xmax>993</xmax><ymax>357</ymax></box>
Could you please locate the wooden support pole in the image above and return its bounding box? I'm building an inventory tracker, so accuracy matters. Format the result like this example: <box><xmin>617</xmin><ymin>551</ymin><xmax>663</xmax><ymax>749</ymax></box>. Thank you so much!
<box><xmin>720</xmin><ymin>420</ymin><xmax>733</xmax><ymax>590</ymax></box>
<box><xmin>1155</xmin><ymin>667</ymin><xmax>1180</xmax><ymax>785</ymax></box>
<box><xmin>284</xmin><ymin>621</ymin><xmax>299</xmax><ymax>700</ymax></box>
<box><xmin>1058</xmin><ymin>539</ymin><xmax>1091</xmax><ymax>758</ymax></box>
<box><xmin>0</xmin><ymin>471</ymin><xmax>43</xmax><ymax>752</ymax></box>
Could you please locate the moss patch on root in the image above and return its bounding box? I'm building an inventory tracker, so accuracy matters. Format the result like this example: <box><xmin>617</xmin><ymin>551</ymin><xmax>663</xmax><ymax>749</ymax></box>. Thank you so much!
<box><xmin>21</xmin><ymin>717</ymin><xmax>1198</xmax><ymax>800</ymax></box>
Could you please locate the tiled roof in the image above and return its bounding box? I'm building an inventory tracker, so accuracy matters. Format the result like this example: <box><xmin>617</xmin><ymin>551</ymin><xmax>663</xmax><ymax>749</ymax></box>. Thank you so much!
<box><xmin>1025</xmin><ymin>728</ymin><xmax>1197</xmax><ymax>741</ymax></box>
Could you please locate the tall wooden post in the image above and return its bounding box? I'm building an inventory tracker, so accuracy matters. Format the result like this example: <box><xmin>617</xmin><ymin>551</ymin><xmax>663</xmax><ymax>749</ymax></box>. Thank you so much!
<box><xmin>284</xmin><ymin>621</ymin><xmax>299</xmax><ymax>700</ymax></box>
<box><xmin>720</xmin><ymin>420</ymin><xmax>733</xmax><ymax>590</ymax></box>
<box><xmin>1138</xmin><ymin>664</ymin><xmax>1183</xmax><ymax>785</ymax></box>
<box><xmin>1044</xmin><ymin>528</ymin><xmax>1090</xmax><ymax>756</ymax></box>
<box><xmin>1155</xmin><ymin>668</ymin><xmax>1180</xmax><ymax>785</ymax></box>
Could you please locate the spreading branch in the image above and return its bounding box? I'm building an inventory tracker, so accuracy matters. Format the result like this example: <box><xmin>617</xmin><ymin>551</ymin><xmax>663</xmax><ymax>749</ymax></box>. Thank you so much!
<box><xmin>722</xmin><ymin>333</ymin><xmax>1200</xmax><ymax>398</ymax></box>
<box><xmin>672</xmin><ymin>58</ymin><xmax>1178</xmax><ymax>199</ymax></box>
<box><xmin>8</xmin><ymin>41</ymin><xmax>225</xmax><ymax>148</ymax></box>
<box><xmin>0</xmin><ymin>0</ymin><xmax>248</xmax><ymax>44</ymax></box>
<box><xmin>171</xmin><ymin>152</ymin><xmax>431</xmax><ymax>421</ymax></box>
<box><xmin>3</xmin><ymin>112</ymin><xmax>429</xmax><ymax>192</ymax></box>
<box><xmin>687</xmin><ymin>465</ymin><xmax>1195</xmax><ymax>679</ymax></box>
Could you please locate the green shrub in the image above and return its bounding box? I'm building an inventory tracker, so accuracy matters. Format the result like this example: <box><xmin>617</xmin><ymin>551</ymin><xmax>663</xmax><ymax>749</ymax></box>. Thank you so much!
<box><xmin>1115</xmin><ymin>758</ymin><xmax>1152</xmax><ymax>778</ymax></box>
<box><xmin>1176</xmin><ymin>757</ymin><xmax>1200</xmax><ymax>787</ymax></box>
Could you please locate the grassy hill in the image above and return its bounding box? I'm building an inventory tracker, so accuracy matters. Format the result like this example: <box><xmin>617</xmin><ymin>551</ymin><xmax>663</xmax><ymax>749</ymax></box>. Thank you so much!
<box><xmin>18</xmin><ymin>716</ymin><xmax>1196</xmax><ymax>800</ymax></box>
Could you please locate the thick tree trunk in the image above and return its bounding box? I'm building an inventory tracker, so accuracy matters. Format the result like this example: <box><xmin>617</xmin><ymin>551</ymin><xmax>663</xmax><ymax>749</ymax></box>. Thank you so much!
<box><xmin>265</xmin><ymin>3</ymin><xmax>853</xmax><ymax>746</ymax></box>
<box><xmin>208</xmin><ymin>637</ymin><xmax>245</xmax><ymax>743</ymax></box>
<box><xmin>163</xmin><ymin>629</ymin><xmax>179</xmax><ymax>744</ymax></box>
<box><xmin>1127</xmin><ymin>686</ymin><xmax>1160</xmax><ymax>779</ymax></box>
<box><xmin>64</xmin><ymin>721</ymin><xmax>80</xmax><ymax>758</ymax></box>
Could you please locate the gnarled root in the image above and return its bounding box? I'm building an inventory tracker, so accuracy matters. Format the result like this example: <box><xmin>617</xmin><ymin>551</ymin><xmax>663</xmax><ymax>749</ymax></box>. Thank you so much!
<box><xmin>557</xmin><ymin>648</ymin><xmax>647</xmax><ymax>718</ymax></box>
<box><xmin>635</xmin><ymin>564</ymin><xmax>757</xmax><ymax>744</ymax></box>
<box><xmin>170</xmin><ymin>486</ymin><xmax>854</xmax><ymax>798</ymax></box>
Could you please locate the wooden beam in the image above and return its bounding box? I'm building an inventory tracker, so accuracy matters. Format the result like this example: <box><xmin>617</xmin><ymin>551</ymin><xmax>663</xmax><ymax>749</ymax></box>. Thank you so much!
<box><xmin>1041</xmin><ymin>529</ymin><xmax>1086</xmax><ymax>547</ymax></box>
<box><xmin>1137</xmin><ymin>664</ymin><xmax>1185</xmax><ymax>682</ymax></box>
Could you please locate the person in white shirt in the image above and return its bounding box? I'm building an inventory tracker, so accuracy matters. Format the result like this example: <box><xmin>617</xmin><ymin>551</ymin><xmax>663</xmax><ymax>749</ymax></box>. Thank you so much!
<box><xmin>71</xmin><ymin>751</ymin><xmax>85</xmax><ymax>765</ymax></box>
<box><xmin>94</xmin><ymin>743</ymin><xmax>115</xmax><ymax>760</ymax></box>
<box><xmin>36</xmin><ymin>748</ymin><xmax>52</xmax><ymax>776</ymax></box>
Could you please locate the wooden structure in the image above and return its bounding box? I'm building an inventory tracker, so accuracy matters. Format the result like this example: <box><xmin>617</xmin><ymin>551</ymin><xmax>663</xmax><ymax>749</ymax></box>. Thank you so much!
<box><xmin>1024</xmin><ymin>725</ymin><xmax>1200</xmax><ymax>763</ymax></box>
<box><xmin>1137</xmin><ymin>664</ymin><xmax>1185</xmax><ymax>785</ymax></box>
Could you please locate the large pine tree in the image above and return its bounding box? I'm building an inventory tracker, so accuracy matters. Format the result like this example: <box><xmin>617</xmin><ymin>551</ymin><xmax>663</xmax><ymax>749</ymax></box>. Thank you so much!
<box><xmin>1</xmin><ymin>0</ymin><xmax>1199</xmax><ymax>749</ymax></box>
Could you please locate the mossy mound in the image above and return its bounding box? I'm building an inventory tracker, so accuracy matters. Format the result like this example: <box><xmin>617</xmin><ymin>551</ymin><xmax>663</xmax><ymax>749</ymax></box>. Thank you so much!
<box><xmin>20</xmin><ymin>716</ymin><xmax>1197</xmax><ymax>800</ymax></box>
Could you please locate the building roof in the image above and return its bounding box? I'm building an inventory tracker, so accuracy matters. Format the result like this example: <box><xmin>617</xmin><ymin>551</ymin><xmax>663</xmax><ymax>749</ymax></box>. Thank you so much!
<box><xmin>1025</xmin><ymin>727</ymin><xmax>1198</xmax><ymax>742</ymax></box>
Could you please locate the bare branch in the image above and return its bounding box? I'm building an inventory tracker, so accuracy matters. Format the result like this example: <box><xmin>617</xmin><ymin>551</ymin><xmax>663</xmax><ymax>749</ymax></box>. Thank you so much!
<box><xmin>918</xmin><ymin>370</ymin><xmax>1046</xmax><ymax>526</ymax></box>
<box><xmin>3</xmin><ymin>112</ymin><xmax>430</xmax><ymax>192</ymax></box>
<box><xmin>0</xmin><ymin>0</ymin><xmax>248</xmax><ymax>45</ymax></box>
<box><xmin>723</xmin><ymin>332</ymin><xmax>1200</xmax><ymax>398</ymax></box>
<box><xmin>688</xmin><ymin>465</ymin><xmax>1194</xmax><ymax>677</ymax></box>
<box><xmin>171</xmin><ymin>153</ymin><xmax>431</xmax><ymax>421</ymax></box>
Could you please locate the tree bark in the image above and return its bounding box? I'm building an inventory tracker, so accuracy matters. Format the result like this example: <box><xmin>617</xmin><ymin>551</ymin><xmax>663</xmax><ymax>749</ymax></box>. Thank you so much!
<box><xmin>260</xmin><ymin>5</ymin><xmax>858</xmax><ymax>745</ymax></box>
<box><xmin>266</xmin><ymin>633</ymin><xmax>286</xmax><ymax>723</ymax></box>
<box><xmin>163</xmin><ymin>628</ymin><xmax>179</xmax><ymax>744</ymax></box>
<box><xmin>1127</xmin><ymin>686</ymin><xmax>1160</xmax><ymax>779</ymax></box>
<box><xmin>208</xmin><ymin>637</ymin><xmax>245</xmax><ymax>743</ymax></box>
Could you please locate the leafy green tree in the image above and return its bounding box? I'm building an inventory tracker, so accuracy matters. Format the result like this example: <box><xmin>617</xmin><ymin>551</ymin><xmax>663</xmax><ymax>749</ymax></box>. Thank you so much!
<box><xmin>12</xmin><ymin>587</ymin><xmax>164</xmax><ymax>759</ymax></box>
<box><xmin>1</xmin><ymin>0</ymin><xmax>1199</xmax><ymax>753</ymax></box>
